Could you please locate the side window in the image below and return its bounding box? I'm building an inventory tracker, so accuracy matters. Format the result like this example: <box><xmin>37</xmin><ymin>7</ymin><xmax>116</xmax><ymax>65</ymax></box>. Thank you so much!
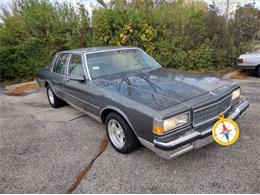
<box><xmin>68</xmin><ymin>55</ymin><xmax>84</xmax><ymax>77</ymax></box>
<box><xmin>53</xmin><ymin>54</ymin><xmax>68</xmax><ymax>74</ymax></box>
<box><xmin>48</xmin><ymin>54</ymin><xmax>58</xmax><ymax>70</ymax></box>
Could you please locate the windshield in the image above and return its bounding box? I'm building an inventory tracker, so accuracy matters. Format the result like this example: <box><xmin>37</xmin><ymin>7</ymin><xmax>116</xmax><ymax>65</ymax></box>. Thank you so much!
<box><xmin>86</xmin><ymin>49</ymin><xmax>161</xmax><ymax>79</ymax></box>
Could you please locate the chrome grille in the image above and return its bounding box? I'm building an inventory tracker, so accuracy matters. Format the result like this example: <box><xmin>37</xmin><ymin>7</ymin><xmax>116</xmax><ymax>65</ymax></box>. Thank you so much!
<box><xmin>193</xmin><ymin>96</ymin><xmax>232</xmax><ymax>127</ymax></box>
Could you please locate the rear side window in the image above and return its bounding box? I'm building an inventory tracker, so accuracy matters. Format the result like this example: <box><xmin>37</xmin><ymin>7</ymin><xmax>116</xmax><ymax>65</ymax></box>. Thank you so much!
<box><xmin>48</xmin><ymin>54</ymin><xmax>58</xmax><ymax>69</ymax></box>
<box><xmin>68</xmin><ymin>55</ymin><xmax>84</xmax><ymax>77</ymax></box>
<box><xmin>53</xmin><ymin>54</ymin><xmax>68</xmax><ymax>74</ymax></box>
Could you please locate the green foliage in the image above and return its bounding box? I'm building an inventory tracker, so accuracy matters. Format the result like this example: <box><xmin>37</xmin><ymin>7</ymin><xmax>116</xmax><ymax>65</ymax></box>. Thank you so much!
<box><xmin>93</xmin><ymin>0</ymin><xmax>259</xmax><ymax>70</ymax></box>
<box><xmin>0</xmin><ymin>0</ymin><xmax>259</xmax><ymax>81</ymax></box>
<box><xmin>0</xmin><ymin>0</ymin><xmax>92</xmax><ymax>80</ymax></box>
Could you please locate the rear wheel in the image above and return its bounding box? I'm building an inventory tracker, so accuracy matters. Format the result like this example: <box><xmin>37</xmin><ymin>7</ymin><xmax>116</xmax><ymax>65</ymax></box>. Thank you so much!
<box><xmin>106</xmin><ymin>112</ymin><xmax>140</xmax><ymax>154</ymax></box>
<box><xmin>46</xmin><ymin>85</ymin><xmax>66</xmax><ymax>108</ymax></box>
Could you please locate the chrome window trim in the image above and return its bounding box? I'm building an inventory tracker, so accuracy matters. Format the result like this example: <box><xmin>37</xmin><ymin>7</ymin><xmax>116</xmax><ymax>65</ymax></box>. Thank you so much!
<box><xmin>51</xmin><ymin>54</ymin><xmax>61</xmax><ymax>72</ymax></box>
<box><xmin>50</xmin><ymin>53</ymin><xmax>59</xmax><ymax>72</ymax></box>
<box><xmin>66</xmin><ymin>54</ymin><xmax>88</xmax><ymax>79</ymax></box>
<box><xmin>83</xmin><ymin>53</ymin><xmax>92</xmax><ymax>81</ymax></box>
<box><xmin>192</xmin><ymin>95</ymin><xmax>232</xmax><ymax>127</ymax></box>
<box><xmin>52</xmin><ymin>47</ymin><xmax>149</xmax><ymax>75</ymax></box>
<box><xmin>84</xmin><ymin>47</ymin><xmax>139</xmax><ymax>55</ymax></box>
<box><xmin>52</xmin><ymin>53</ymin><xmax>69</xmax><ymax>75</ymax></box>
<box><xmin>65</xmin><ymin>54</ymin><xmax>71</xmax><ymax>76</ymax></box>
<box><xmin>84</xmin><ymin>47</ymin><xmax>160</xmax><ymax>80</ymax></box>
<box><xmin>84</xmin><ymin>48</ymin><xmax>139</xmax><ymax>80</ymax></box>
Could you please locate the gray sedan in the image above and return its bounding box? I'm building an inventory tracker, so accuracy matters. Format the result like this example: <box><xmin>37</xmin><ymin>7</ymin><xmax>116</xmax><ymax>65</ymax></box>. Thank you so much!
<box><xmin>37</xmin><ymin>47</ymin><xmax>249</xmax><ymax>159</ymax></box>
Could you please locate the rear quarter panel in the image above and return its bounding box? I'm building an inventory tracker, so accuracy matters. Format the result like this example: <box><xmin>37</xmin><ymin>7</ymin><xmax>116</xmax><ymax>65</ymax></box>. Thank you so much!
<box><xmin>36</xmin><ymin>68</ymin><xmax>51</xmax><ymax>87</ymax></box>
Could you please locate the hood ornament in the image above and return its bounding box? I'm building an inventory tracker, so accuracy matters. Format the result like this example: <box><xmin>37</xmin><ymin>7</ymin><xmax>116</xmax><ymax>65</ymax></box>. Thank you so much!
<box><xmin>210</xmin><ymin>91</ymin><xmax>217</xmax><ymax>96</ymax></box>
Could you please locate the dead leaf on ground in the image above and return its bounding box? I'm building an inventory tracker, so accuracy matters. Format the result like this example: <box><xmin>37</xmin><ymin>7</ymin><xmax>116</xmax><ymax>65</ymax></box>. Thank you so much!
<box><xmin>231</xmin><ymin>72</ymin><xmax>249</xmax><ymax>80</ymax></box>
<box><xmin>6</xmin><ymin>82</ymin><xmax>39</xmax><ymax>96</ymax></box>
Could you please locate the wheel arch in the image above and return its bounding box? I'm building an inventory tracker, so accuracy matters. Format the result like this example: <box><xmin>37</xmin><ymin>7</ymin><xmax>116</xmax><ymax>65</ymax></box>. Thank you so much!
<box><xmin>257</xmin><ymin>64</ymin><xmax>260</xmax><ymax>77</ymax></box>
<box><xmin>100</xmin><ymin>106</ymin><xmax>138</xmax><ymax>137</ymax></box>
<box><xmin>44</xmin><ymin>80</ymin><xmax>49</xmax><ymax>87</ymax></box>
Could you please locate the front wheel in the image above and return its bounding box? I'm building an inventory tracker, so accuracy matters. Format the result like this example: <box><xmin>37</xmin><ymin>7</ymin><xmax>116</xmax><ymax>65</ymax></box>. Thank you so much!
<box><xmin>257</xmin><ymin>66</ymin><xmax>260</xmax><ymax>78</ymax></box>
<box><xmin>46</xmin><ymin>85</ymin><xmax>66</xmax><ymax>108</ymax></box>
<box><xmin>106</xmin><ymin>112</ymin><xmax>140</xmax><ymax>154</ymax></box>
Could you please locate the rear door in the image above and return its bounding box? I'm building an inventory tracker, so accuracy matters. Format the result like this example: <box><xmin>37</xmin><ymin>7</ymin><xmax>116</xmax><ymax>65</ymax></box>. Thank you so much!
<box><xmin>51</xmin><ymin>53</ymin><xmax>69</xmax><ymax>98</ymax></box>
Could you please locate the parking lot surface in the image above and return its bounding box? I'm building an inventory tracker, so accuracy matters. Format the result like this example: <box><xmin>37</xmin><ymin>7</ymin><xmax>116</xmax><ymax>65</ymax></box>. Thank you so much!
<box><xmin>0</xmin><ymin>73</ymin><xmax>259</xmax><ymax>193</ymax></box>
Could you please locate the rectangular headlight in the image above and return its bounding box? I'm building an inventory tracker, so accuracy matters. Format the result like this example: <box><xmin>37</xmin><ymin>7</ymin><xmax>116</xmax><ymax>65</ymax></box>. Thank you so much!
<box><xmin>232</xmin><ymin>88</ymin><xmax>240</xmax><ymax>101</ymax></box>
<box><xmin>153</xmin><ymin>113</ymin><xmax>189</xmax><ymax>135</ymax></box>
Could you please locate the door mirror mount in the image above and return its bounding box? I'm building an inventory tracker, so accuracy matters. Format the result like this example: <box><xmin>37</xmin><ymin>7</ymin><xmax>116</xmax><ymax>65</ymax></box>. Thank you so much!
<box><xmin>69</xmin><ymin>75</ymin><xmax>86</xmax><ymax>82</ymax></box>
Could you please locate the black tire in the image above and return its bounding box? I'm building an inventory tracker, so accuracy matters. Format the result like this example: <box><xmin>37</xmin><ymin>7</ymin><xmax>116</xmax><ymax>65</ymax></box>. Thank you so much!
<box><xmin>257</xmin><ymin>66</ymin><xmax>260</xmax><ymax>78</ymax></box>
<box><xmin>46</xmin><ymin>85</ymin><xmax>66</xmax><ymax>108</ymax></box>
<box><xmin>106</xmin><ymin>112</ymin><xmax>140</xmax><ymax>154</ymax></box>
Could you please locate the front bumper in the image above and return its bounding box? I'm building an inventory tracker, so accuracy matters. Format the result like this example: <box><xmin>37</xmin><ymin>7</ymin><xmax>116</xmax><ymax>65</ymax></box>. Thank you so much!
<box><xmin>151</xmin><ymin>99</ymin><xmax>249</xmax><ymax>160</ymax></box>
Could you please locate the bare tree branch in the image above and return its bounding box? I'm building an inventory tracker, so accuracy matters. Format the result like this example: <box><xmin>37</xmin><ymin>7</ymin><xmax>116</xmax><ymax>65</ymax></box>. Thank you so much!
<box><xmin>97</xmin><ymin>0</ymin><xmax>108</xmax><ymax>9</ymax></box>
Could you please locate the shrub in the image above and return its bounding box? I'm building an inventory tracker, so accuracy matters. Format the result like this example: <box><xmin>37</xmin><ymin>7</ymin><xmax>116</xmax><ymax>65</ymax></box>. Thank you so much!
<box><xmin>0</xmin><ymin>0</ymin><xmax>259</xmax><ymax>81</ymax></box>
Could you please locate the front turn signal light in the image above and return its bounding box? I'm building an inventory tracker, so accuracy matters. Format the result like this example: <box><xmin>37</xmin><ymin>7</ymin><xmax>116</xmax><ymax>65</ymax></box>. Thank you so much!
<box><xmin>153</xmin><ymin>127</ymin><xmax>164</xmax><ymax>135</ymax></box>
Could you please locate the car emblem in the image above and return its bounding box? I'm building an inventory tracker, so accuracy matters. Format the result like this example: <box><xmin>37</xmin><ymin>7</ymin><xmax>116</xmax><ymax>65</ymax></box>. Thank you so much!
<box><xmin>212</xmin><ymin>114</ymin><xmax>240</xmax><ymax>146</ymax></box>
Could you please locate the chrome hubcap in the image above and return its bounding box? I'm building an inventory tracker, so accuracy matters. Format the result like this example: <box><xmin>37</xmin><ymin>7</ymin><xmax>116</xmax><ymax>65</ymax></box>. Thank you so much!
<box><xmin>108</xmin><ymin>119</ymin><xmax>125</xmax><ymax>149</ymax></box>
<box><xmin>48</xmin><ymin>88</ymin><xmax>54</xmax><ymax>105</ymax></box>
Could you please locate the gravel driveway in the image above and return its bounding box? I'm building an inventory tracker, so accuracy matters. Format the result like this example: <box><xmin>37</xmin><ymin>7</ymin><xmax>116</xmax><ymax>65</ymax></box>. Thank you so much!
<box><xmin>0</xmin><ymin>73</ymin><xmax>259</xmax><ymax>193</ymax></box>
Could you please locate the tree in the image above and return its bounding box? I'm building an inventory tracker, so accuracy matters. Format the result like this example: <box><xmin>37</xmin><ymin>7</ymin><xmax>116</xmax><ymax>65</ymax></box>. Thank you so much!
<box><xmin>97</xmin><ymin>0</ymin><xmax>108</xmax><ymax>9</ymax></box>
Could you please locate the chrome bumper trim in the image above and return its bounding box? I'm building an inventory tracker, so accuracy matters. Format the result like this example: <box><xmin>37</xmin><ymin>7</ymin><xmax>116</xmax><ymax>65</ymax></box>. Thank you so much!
<box><xmin>154</xmin><ymin>131</ymin><xmax>200</xmax><ymax>148</ymax></box>
<box><xmin>228</xmin><ymin>100</ymin><xmax>249</xmax><ymax>120</ymax></box>
<box><xmin>147</xmin><ymin>99</ymin><xmax>249</xmax><ymax>159</ymax></box>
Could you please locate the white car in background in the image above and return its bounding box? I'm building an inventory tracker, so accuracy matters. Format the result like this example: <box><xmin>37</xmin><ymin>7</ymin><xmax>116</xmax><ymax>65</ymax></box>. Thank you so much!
<box><xmin>237</xmin><ymin>50</ymin><xmax>260</xmax><ymax>77</ymax></box>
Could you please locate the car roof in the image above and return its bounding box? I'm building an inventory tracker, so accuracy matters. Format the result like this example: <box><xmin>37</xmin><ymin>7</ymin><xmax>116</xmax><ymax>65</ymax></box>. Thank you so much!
<box><xmin>59</xmin><ymin>46</ymin><xmax>139</xmax><ymax>55</ymax></box>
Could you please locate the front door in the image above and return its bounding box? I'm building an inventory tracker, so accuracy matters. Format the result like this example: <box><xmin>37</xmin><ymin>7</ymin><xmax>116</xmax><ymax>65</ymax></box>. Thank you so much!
<box><xmin>63</xmin><ymin>54</ymin><xmax>99</xmax><ymax>115</ymax></box>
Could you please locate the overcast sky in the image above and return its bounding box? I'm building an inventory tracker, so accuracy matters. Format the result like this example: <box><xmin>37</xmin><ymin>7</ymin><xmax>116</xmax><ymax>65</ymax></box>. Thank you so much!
<box><xmin>0</xmin><ymin>0</ymin><xmax>259</xmax><ymax>16</ymax></box>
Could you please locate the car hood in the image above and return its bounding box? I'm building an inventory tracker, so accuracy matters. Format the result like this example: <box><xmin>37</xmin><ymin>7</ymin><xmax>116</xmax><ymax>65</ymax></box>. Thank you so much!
<box><xmin>94</xmin><ymin>68</ymin><xmax>231</xmax><ymax>111</ymax></box>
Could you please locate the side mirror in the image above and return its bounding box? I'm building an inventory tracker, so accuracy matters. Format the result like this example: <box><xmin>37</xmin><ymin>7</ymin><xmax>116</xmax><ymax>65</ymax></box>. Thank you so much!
<box><xmin>69</xmin><ymin>75</ymin><xmax>86</xmax><ymax>82</ymax></box>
